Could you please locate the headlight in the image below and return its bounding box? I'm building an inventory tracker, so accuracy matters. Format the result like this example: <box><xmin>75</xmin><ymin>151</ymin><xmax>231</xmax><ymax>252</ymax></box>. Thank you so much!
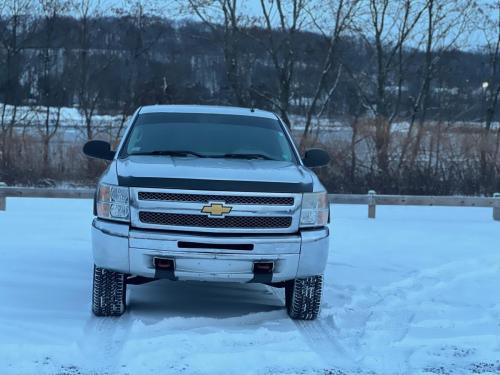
<box><xmin>300</xmin><ymin>192</ymin><xmax>329</xmax><ymax>228</ymax></box>
<box><xmin>96</xmin><ymin>183</ymin><xmax>130</xmax><ymax>222</ymax></box>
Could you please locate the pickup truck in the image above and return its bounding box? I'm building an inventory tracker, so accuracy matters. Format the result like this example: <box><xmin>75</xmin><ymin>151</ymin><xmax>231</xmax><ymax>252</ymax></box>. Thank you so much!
<box><xmin>83</xmin><ymin>105</ymin><xmax>330</xmax><ymax>320</ymax></box>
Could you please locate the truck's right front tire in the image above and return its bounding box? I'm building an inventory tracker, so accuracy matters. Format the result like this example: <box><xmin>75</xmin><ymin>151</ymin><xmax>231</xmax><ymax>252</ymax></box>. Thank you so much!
<box><xmin>285</xmin><ymin>275</ymin><xmax>323</xmax><ymax>320</ymax></box>
<box><xmin>92</xmin><ymin>265</ymin><xmax>127</xmax><ymax>316</ymax></box>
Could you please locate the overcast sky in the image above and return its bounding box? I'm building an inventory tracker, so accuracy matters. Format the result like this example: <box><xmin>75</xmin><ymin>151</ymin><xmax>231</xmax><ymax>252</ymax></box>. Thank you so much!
<box><xmin>3</xmin><ymin>0</ymin><xmax>494</xmax><ymax>51</ymax></box>
<box><xmin>144</xmin><ymin>0</ymin><xmax>497</xmax><ymax>51</ymax></box>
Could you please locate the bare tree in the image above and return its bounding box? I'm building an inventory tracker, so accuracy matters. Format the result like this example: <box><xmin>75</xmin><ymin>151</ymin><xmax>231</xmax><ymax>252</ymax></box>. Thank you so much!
<box><xmin>37</xmin><ymin>0</ymin><xmax>70</xmax><ymax>173</ymax></box>
<box><xmin>300</xmin><ymin>0</ymin><xmax>359</xmax><ymax>146</ymax></box>
<box><xmin>110</xmin><ymin>0</ymin><xmax>172</xmax><ymax>146</ymax></box>
<box><xmin>350</xmin><ymin>0</ymin><xmax>428</xmax><ymax>179</ymax></box>
<box><xmin>251</xmin><ymin>0</ymin><xmax>308</xmax><ymax>127</ymax></box>
<box><xmin>0</xmin><ymin>0</ymin><xmax>36</xmax><ymax>173</ymax></box>
<box><xmin>477</xmin><ymin>1</ymin><xmax>500</xmax><ymax>192</ymax></box>
<box><xmin>73</xmin><ymin>0</ymin><xmax>103</xmax><ymax>143</ymax></box>
<box><xmin>400</xmin><ymin>0</ymin><xmax>474</xmax><ymax>172</ymax></box>
<box><xmin>185</xmin><ymin>0</ymin><xmax>249</xmax><ymax>106</ymax></box>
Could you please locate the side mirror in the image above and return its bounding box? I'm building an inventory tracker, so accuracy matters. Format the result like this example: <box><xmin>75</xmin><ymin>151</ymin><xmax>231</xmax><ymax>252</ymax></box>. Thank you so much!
<box><xmin>83</xmin><ymin>140</ymin><xmax>115</xmax><ymax>161</ymax></box>
<box><xmin>302</xmin><ymin>148</ymin><xmax>330</xmax><ymax>168</ymax></box>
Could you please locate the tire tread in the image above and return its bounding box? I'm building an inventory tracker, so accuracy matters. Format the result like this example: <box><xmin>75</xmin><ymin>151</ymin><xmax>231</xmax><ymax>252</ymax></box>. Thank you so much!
<box><xmin>92</xmin><ymin>265</ymin><xmax>126</xmax><ymax>316</ymax></box>
<box><xmin>286</xmin><ymin>275</ymin><xmax>323</xmax><ymax>320</ymax></box>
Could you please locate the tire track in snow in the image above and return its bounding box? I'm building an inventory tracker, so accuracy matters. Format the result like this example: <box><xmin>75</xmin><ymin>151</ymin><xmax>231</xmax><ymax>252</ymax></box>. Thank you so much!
<box><xmin>270</xmin><ymin>288</ymin><xmax>353</xmax><ymax>372</ymax></box>
<box><xmin>78</xmin><ymin>312</ymin><xmax>134</xmax><ymax>374</ymax></box>
<box><xmin>270</xmin><ymin>258</ymin><xmax>498</xmax><ymax>374</ymax></box>
<box><xmin>330</xmin><ymin>257</ymin><xmax>500</xmax><ymax>374</ymax></box>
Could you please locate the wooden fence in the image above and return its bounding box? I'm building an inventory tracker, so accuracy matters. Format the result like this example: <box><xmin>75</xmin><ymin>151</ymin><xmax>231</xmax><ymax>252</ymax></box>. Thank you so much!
<box><xmin>0</xmin><ymin>186</ymin><xmax>499</xmax><ymax>221</ymax></box>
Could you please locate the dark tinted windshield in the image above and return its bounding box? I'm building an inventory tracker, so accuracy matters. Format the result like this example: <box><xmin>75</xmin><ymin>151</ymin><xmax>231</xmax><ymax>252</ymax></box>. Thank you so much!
<box><xmin>120</xmin><ymin>112</ymin><xmax>297</xmax><ymax>162</ymax></box>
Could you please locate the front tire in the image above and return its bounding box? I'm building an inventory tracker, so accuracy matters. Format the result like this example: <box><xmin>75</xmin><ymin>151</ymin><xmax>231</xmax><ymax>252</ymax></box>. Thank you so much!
<box><xmin>285</xmin><ymin>275</ymin><xmax>323</xmax><ymax>320</ymax></box>
<box><xmin>92</xmin><ymin>265</ymin><xmax>127</xmax><ymax>316</ymax></box>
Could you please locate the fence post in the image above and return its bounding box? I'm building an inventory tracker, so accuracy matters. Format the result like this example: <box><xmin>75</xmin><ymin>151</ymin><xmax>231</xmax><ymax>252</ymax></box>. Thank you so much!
<box><xmin>494</xmin><ymin>193</ymin><xmax>500</xmax><ymax>221</ymax></box>
<box><xmin>368</xmin><ymin>190</ymin><xmax>376</xmax><ymax>219</ymax></box>
<box><xmin>0</xmin><ymin>189</ymin><xmax>5</xmax><ymax>211</ymax></box>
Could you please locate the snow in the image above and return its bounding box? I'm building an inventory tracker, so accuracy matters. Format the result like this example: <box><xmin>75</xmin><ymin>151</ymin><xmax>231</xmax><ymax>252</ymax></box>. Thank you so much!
<box><xmin>1</xmin><ymin>102</ymin><xmax>124</xmax><ymax>142</ymax></box>
<box><xmin>1</xmin><ymin>198</ymin><xmax>499</xmax><ymax>375</ymax></box>
<box><xmin>1</xmin><ymin>102</ymin><xmax>121</xmax><ymax>125</ymax></box>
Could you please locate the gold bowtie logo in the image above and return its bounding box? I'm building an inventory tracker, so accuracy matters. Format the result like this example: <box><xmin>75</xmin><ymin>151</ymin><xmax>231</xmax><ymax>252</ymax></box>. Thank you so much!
<box><xmin>201</xmin><ymin>203</ymin><xmax>232</xmax><ymax>216</ymax></box>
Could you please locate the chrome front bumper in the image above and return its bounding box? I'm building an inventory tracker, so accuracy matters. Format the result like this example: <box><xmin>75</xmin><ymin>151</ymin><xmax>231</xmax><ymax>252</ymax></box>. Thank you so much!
<box><xmin>92</xmin><ymin>219</ymin><xmax>329</xmax><ymax>283</ymax></box>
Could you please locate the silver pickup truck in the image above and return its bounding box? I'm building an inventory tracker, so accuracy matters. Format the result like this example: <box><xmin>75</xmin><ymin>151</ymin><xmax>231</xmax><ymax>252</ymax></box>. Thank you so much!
<box><xmin>83</xmin><ymin>105</ymin><xmax>330</xmax><ymax>320</ymax></box>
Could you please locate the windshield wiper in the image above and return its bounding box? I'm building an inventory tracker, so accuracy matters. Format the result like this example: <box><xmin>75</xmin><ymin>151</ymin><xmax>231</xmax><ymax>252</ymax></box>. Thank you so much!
<box><xmin>129</xmin><ymin>150</ymin><xmax>205</xmax><ymax>157</ymax></box>
<box><xmin>221</xmin><ymin>153</ymin><xmax>276</xmax><ymax>161</ymax></box>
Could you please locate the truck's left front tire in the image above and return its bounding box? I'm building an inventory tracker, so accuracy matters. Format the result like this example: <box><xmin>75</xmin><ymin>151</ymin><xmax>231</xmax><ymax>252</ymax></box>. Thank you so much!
<box><xmin>92</xmin><ymin>265</ymin><xmax>127</xmax><ymax>316</ymax></box>
<box><xmin>285</xmin><ymin>275</ymin><xmax>323</xmax><ymax>320</ymax></box>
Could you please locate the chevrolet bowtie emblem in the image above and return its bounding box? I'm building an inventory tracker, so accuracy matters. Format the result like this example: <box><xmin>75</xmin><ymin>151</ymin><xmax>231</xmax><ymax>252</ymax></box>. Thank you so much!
<box><xmin>201</xmin><ymin>203</ymin><xmax>232</xmax><ymax>217</ymax></box>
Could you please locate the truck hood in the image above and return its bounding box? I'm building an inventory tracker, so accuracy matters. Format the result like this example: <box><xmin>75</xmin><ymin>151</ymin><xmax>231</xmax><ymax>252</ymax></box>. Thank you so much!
<box><xmin>115</xmin><ymin>156</ymin><xmax>313</xmax><ymax>193</ymax></box>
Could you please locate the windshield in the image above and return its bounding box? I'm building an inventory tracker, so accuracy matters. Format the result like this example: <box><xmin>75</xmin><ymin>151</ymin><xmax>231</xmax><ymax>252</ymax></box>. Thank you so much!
<box><xmin>120</xmin><ymin>112</ymin><xmax>297</xmax><ymax>162</ymax></box>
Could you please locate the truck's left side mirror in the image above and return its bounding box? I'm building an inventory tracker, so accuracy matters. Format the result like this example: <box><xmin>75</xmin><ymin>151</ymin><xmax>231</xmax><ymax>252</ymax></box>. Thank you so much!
<box><xmin>83</xmin><ymin>140</ymin><xmax>115</xmax><ymax>161</ymax></box>
<box><xmin>302</xmin><ymin>148</ymin><xmax>330</xmax><ymax>168</ymax></box>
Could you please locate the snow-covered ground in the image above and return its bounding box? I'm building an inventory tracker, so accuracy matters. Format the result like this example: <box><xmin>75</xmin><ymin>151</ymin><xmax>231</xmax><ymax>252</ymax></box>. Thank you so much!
<box><xmin>0</xmin><ymin>199</ymin><xmax>499</xmax><ymax>375</ymax></box>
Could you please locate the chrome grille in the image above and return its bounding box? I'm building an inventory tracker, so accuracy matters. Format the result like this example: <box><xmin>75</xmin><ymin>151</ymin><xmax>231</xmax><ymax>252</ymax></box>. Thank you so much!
<box><xmin>131</xmin><ymin>188</ymin><xmax>301</xmax><ymax>234</ymax></box>
<box><xmin>139</xmin><ymin>211</ymin><xmax>292</xmax><ymax>229</ymax></box>
<box><xmin>138</xmin><ymin>192</ymin><xmax>294</xmax><ymax>206</ymax></box>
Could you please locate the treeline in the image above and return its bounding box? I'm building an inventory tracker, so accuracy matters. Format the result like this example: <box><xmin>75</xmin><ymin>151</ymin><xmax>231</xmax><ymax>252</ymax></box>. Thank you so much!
<box><xmin>0</xmin><ymin>0</ymin><xmax>499</xmax><ymax>195</ymax></box>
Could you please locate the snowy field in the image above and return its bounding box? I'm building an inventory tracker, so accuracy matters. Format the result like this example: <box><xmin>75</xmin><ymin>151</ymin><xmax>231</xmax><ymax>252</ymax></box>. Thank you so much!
<box><xmin>0</xmin><ymin>198</ymin><xmax>499</xmax><ymax>375</ymax></box>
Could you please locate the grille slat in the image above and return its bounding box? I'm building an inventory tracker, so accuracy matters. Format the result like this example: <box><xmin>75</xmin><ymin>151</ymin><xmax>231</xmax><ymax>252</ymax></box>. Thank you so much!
<box><xmin>138</xmin><ymin>192</ymin><xmax>294</xmax><ymax>206</ymax></box>
<box><xmin>139</xmin><ymin>211</ymin><xmax>292</xmax><ymax>229</ymax></box>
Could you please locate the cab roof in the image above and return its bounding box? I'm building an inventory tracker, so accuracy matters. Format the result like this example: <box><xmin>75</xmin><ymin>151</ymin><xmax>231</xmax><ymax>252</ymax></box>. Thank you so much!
<box><xmin>139</xmin><ymin>105</ymin><xmax>278</xmax><ymax>119</ymax></box>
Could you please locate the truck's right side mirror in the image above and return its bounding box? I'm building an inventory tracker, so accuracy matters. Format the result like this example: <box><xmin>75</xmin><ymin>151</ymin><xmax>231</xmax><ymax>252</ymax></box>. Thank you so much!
<box><xmin>83</xmin><ymin>140</ymin><xmax>115</xmax><ymax>161</ymax></box>
<box><xmin>302</xmin><ymin>148</ymin><xmax>330</xmax><ymax>168</ymax></box>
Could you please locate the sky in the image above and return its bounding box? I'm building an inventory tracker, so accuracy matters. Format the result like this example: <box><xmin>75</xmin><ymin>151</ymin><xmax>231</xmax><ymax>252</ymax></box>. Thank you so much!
<box><xmin>140</xmin><ymin>0</ymin><xmax>497</xmax><ymax>51</ymax></box>
<box><xmin>2</xmin><ymin>0</ymin><xmax>496</xmax><ymax>50</ymax></box>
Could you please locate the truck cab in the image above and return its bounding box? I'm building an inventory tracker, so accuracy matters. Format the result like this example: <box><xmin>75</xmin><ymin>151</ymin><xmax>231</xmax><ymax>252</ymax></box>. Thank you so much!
<box><xmin>84</xmin><ymin>105</ymin><xmax>330</xmax><ymax>320</ymax></box>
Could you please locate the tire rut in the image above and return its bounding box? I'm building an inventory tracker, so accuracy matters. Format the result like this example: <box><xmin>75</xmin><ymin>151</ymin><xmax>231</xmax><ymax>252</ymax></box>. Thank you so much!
<box><xmin>270</xmin><ymin>288</ymin><xmax>353</xmax><ymax>371</ymax></box>
<box><xmin>78</xmin><ymin>310</ymin><xmax>134</xmax><ymax>374</ymax></box>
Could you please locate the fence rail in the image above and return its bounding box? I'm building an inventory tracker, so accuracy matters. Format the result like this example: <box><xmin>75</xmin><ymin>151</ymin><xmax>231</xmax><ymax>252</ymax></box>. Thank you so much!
<box><xmin>0</xmin><ymin>186</ymin><xmax>499</xmax><ymax>220</ymax></box>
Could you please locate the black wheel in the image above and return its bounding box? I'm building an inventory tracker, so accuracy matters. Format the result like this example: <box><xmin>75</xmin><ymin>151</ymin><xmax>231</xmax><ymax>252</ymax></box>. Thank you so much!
<box><xmin>92</xmin><ymin>265</ymin><xmax>127</xmax><ymax>316</ymax></box>
<box><xmin>285</xmin><ymin>275</ymin><xmax>323</xmax><ymax>320</ymax></box>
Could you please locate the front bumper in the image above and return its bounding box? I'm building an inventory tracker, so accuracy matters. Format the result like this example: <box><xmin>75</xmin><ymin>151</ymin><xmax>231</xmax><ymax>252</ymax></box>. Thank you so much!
<box><xmin>92</xmin><ymin>219</ymin><xmax>329</xmax><ymax>283</ymax></box>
